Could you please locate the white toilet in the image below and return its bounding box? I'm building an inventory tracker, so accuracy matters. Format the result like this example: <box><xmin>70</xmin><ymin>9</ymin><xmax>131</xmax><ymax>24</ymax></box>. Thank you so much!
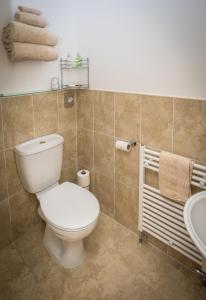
<box><xmin>14</xmin><ymin>134</ymin><xmax>100</xmax><ymax>268</ymax></box>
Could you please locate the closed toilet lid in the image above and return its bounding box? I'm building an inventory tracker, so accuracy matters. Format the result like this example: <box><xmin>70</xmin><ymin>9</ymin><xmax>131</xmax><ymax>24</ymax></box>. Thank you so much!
<box><xmin>39</xmin><ymin>182</ymin><xmax>100</xmax><ymax>231</ymax></box>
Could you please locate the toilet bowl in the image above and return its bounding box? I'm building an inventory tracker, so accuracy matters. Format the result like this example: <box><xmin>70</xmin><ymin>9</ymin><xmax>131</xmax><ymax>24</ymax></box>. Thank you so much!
<box><xmin>14</xmin><ymin>134</ymin><xmax>100</xmax><ymax>268</ymax></box>
<box><xmin>37</xmin><ymin>181</ymin><xmax>99</xmax><ymax>268</ymax></box>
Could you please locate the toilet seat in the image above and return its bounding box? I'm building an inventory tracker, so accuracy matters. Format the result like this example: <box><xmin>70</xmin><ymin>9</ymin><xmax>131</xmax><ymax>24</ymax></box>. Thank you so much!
<box><xmin>39</xmin><ymin>182</ymin><xmax>100</xmax><ymax>232</ymax></box>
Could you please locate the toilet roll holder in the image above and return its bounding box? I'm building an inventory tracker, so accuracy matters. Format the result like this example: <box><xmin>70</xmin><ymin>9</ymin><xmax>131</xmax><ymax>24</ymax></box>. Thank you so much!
<box><xmin>128</xmin><ymin>139</ymin><xmax>137</xmax><ymax>147</ymax></box>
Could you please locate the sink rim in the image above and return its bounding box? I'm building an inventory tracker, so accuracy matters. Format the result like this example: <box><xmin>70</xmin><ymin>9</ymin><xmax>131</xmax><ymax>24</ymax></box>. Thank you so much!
<box><xmin>184</xmin><ymin>191</ymin><xmax>206</xmax><ymax>259</ymax></box>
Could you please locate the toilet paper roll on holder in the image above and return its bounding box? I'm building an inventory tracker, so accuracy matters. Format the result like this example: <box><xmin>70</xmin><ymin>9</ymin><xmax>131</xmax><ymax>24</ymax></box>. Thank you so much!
<box><xmin>115</xmin><ymin>138</ymin><xmax>137</xmax><ymax>151</ymax></box>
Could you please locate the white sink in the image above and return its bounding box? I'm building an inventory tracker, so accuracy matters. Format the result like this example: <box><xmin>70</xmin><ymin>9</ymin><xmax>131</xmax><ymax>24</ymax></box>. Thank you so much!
<box><xmin>184</xmin><ymin>191</ymin><xmax>206</xmax><ymax>260</ymax></box>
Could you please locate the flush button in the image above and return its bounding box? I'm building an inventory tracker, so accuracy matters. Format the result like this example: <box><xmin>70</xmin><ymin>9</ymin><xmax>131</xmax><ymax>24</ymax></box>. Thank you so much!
<box><xmin>40</xmin><ymin>141</ymin><xmax>46</xmax><ymax>144</ymax></box>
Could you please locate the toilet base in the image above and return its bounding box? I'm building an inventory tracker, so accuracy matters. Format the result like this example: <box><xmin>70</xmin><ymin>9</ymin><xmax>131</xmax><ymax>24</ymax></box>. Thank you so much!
<box><xmin>43</xmin><ymin>225</ymin><xmax>85</xmax><ymax>268</ymax></box>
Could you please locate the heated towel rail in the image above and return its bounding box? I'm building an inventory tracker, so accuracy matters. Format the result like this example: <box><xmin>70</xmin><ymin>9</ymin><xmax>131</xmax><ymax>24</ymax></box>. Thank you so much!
<box><xmin>139</xmin><ymin>146</ymin><xmax>206</xmax><ymax>265</ymax></box>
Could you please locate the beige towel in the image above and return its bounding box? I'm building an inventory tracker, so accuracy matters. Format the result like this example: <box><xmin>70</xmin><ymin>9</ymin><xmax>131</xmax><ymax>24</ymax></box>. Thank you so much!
<box><xmin>18</xmin><ymin>6</ymin><xmax>41</xmax><ymax>15</ymax></box>
<box><xmin>159</xmin><ymin>151</ymin><xmax>193</xmax><ymax>203</ymax></box>
<box><xmin>15</xmin><ymin>12</ymin><xmax>48</xmax><ymax>28</ymax></box>
<box><xmin>2</xmin><ymin>22</ymin><xmax>58</xmax><ymax>46</ymax></box>
<box><xmin>5</xmin><ymin>42</ymin><xmax>58</xmax><ymax>62</ymax></box>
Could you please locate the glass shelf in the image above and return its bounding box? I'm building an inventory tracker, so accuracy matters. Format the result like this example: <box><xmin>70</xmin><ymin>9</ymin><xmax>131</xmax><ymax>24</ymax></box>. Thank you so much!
<box><xmin>0</xmin><ymin>86</ymin><xmax>89</xmax><ymax>100</ymax></box>
<box><xmin>0</xmin><ymin>57</ymin><xmax>90</xmax><ymax>100</ymax></box>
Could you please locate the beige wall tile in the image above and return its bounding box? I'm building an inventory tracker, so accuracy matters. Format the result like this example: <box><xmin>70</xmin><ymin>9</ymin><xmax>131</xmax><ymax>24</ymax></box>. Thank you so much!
<box><xmin>94</xmin><ymin>132</ymin><xmax>114</xmax><ymax>179</ymax></box>
<box><xmin>93</xmin><ymin>172</ymin><xmax>114</xmax><ymax>217</ymax></box>
<box><xmin>61</xmin><ymin>129</ymin><xmax>77</xmax><ymax>169</ymax></box>
<box><xmin>115</xmin><ymin>181</ymin><xmax>138</xmax><ymax>233</ymax></box>
<box><xmin>115</xmin><ymin>145</ymin><xmax>139</xmax><ymax>188</ymax></box>
<box><xmin>60</xmin><ymin>162</ymin><xmax>77</xmax><ymax>184</ymax></box>
<box><xmin>33</xmin><ymin>92</ymin><xmax>58</xmax><ymax>137</ymax></box>
<box><xmin>89</xmin><ymin>169</ymin><xmax>95</xmax><ymax>192</ymax></box>
<box><xmin>174</xmin><ymin>98</ymin><xmax>206</xmax><ymax>162</ymax></box>
<box><xmin>77</xmin><ymin>128</ymin><xmax>93</xmax><ymax>171</ymax></box>
<box><xmin>77</xmin><ymin>90</ymin><xmax>93</xmax><ymax>130</ymax></box>
<box><xmin>94</xmin><ymin>91</ymin><xmax>114</xmax><ymax>136</ymax></box>
<box><xmin>147</xmin><ymin>234</ymin><xmax>167</xmax><ymax>252</ymax></box>
<box><xmin>115</xmin><ymin>93</ymin><xmax>140</xmax><ymax>141</ymax></box>
<box><xmin>2</xmin><ymin>95</ymin><xmax>34</xmax><ymax>148</ymax></box>
<box><xmin>10</xmin><ymin>190</ymin><xmax>39</xmax><ymax>239</ymax></box>
<box><xmin>141</xmin><ymin>95</ymin><xmax>173</xmax><ymax>151</ymax></box>
<box><xmin>5</xmin><ymin>149</ymin><xmax>23</xmax><ymax>197</ymax></box>
<box><xmin>0</xmin><ymin>103</ymin><xmax>4</xmax><ymax>150</ymax></box>
<box><xmin>58</xmin><ymin>90</ymin><xmax>76</xmax><ymax>132</ymax></box>
<box><xmin>167</xmin><ymin>246</ymin><xmax>199</xmax><ymax>270</ymax></box>
<box><xmin>0</xmin><ymin>151</ymin><xmax>7</xmax><ymax>201</ymax></box>
<box><xmin>0</xmin><ymin>199</ymin><xmax>12</xmax><ymax>248</ymax></box>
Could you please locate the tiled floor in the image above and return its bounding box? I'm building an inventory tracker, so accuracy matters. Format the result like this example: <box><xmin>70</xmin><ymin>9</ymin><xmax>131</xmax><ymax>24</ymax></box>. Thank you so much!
<box><xmin>0</xmin><ymin>213</ymin><xmax>205</xmax><ymax>300</ymax></box>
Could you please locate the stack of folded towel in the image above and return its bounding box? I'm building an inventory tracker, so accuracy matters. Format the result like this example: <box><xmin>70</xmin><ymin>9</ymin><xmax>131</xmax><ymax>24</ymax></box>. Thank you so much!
<box><xmin>2</xmin><ymin>5</ymin><xmax>58</xmax><ymax>62</ymax></box>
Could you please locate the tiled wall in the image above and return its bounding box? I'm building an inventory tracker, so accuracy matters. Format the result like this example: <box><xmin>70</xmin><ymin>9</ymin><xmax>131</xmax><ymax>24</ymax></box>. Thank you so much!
<box><xmin>76</xmin><ymin>90</ymin><xmax>206</xmax><ymax>265</ymax></box>
<box><xmin>0</xmin><ymin>90</ymin><xmax>77</xmax><ymax>249</ymax></box>
<box><xmin>1</xmin><ymin>88</ymin><xmax>206</xmax><ymax>267</ymax></box>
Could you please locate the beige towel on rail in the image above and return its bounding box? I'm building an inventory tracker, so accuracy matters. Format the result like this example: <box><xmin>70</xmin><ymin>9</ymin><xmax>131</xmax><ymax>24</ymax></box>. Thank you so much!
<box><xmin>2</xmin><ymin>22</ymin><xmax>57</xmax><ymax>46</ymax></box>
<box><xmin>15</xmin><ymin>12</ymin><xmax>48</xmax><ymax>28</ymax></box>
<box><xmin>18</xmin><ymin>6</ymin><xmax>42</xmax><ymax>15</ymax></box>
<box><xmin>159</xmin><ymin>151</ymin><xmax>193</xmax><ymax>203</ymax></box>
<box><xmin>5</xmin><ymin>42</ymin><xmax>58</xmax><ymax>62</ymax></box>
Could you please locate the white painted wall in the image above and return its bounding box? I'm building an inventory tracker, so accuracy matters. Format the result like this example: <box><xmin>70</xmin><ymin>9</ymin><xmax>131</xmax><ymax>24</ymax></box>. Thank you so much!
<box><xmin>72</xmin><ymin>0</ymin><xmax>206</xmax><ymax>99</ymax></box>
<box><xmin>0</xmin><ymin>0</ymin><xmax>75</xmax><ymax>95</ymax></box>
<box><xmin>0</xmin><ymin>0</ymin><xmax>206</xmax><ymax>99</ymax></box>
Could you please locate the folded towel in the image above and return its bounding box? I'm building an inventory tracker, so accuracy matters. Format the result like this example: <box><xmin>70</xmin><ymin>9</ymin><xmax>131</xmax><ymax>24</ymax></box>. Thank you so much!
<box><xmin>2</xmin><ymin>22</ymin><xmax>58</xmax><ymax>46</ymax></box>
<box><xmin>15</xmin><ymin>12</ymin><xmax>48</xmax><ymax>28</ymax></box>
<box><xmin>159</xmin><ymin>151</ymin><xmax>193</xmax><ymax>203</ymax></box>
<box><xmin>4</xmin><ymin>42</ymin><xmax>58</xmax><ymax>62</ymax></box>
<box><xmin>18</xmin><ymin>6</ymin><xmax>41</xmax><ymax>15</ymax></box>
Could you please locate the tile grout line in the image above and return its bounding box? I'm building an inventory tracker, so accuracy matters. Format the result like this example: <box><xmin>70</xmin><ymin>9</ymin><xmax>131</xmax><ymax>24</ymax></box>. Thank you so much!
<box><xmin>56</xmin><ymin>91</ymin><xmax>60</xmax><ymax>133</ymax></box>
<box><xmin>138</xmin><ymin>96</ymin><xmax>142</xmax><ymax>232</ymax></box>
<box><xmin>0</xmin><ymin>102</ymin><xmax>5</xmax><ymax>150</ymax></box>
<box><xmin>31</xmin><ymin>94</ymin><xmax>36</xmax><ymax>137</ymax></box>
<box><xmin>0</xmin><ymin>101</ymin><xmax>13</xmax><ymax>241</ymax></box>
<box><xmin>5</xmin><ymin>189</ymin><xmax>24</xmax><ymax>199</ymax></box>
<box><xmin>3</xmin><ymin>152</ymin><xmax>13</xmax><ymax>242</ymax></box>
<box><xmin>139</xmin><ymin>95</ymin><xmax>142</xmax><ymax>145</ymax></box>
<box><xmin>92</xmin><ymin>129</ymin><xmax>115</xmax><ymax>138</ymax></box>
<box><xmin>92</xmin><ymin>91</ymin><xmax>95</xmax><ymax>182</ymax></box>
<box><xmin>113</xmin><ymin>93</ymin><xmax>116</xmax><ymax>219</ymax></box>
<box><xmin>58</xmin><ymin>127</ymin><xmax>76</xmax><ymax>135</ymax></box>
<box><xmin>171</xmin><ymin>97</ymin><xmax>175</xmax><ymax>153</ymax></box>
<box><xmin>74</xmin><ymin>90</ymin><xmax>78</xmax><ymax>174</ymax></box>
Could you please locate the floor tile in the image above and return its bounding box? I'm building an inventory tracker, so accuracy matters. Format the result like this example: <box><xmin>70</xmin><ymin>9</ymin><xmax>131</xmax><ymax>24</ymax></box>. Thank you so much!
<box><xmin>0</xmin><ymin>243</ymin><xmax>49</xmax><ymax>300</ymax></box>
<box><xmin>15</xmin><ymin>223</ymin><xmax>60</xmax><ymax>282</ymax></box>
<box><xmin>138</xmin><ymin>247</ymin><xmax>203</xmax><ymax>300</ymax></box>
<box><xmin>1</xmin><ymin>213</ymin><xmax>204</xmax><ymax>300</ymax></box>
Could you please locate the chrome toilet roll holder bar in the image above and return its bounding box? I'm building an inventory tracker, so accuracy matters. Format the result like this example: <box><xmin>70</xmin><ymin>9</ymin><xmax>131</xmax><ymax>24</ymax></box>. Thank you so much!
<box><xmin>128</xmin><ymin>139</ymin><xmax>137</xmax><ymax>147</ymax></box>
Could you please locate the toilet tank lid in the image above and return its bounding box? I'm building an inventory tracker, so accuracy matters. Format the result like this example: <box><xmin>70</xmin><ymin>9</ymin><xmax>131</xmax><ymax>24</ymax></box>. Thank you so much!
<box><xmin>15</xmin><ymin>134</ymin><xmax>64</xmax><ymax>156</ymax></box>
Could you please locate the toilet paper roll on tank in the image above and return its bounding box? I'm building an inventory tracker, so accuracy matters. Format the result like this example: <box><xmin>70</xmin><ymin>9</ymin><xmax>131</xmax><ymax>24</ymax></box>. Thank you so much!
<box><xmin>77</xmin><ymin>169</ymin><xmax>90</xmax><ymax>190</ymax></box>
